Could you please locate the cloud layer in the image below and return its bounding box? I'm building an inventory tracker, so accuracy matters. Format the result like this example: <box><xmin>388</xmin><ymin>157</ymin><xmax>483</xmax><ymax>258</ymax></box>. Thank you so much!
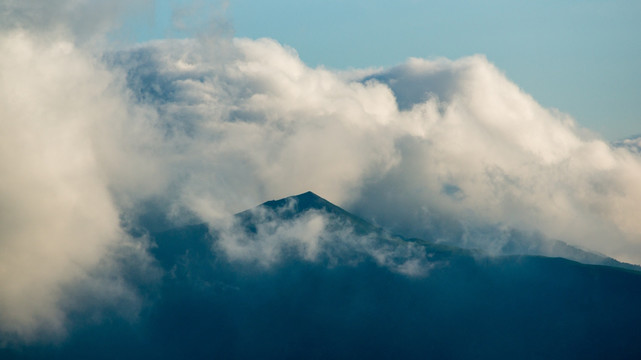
<box><xmin>106</xmin><ymin>38</ymin><xmax>641</xmax><ymax>263</ymax></box>
<box><xmin>353</xmin><ymin>58</ymin><xmax>641</xmax><ymax>262</ymax></box>
<box><xmin>2</xmin><ymin>3</ymin><xmax>641</xmax><ymax>343</ymax></box>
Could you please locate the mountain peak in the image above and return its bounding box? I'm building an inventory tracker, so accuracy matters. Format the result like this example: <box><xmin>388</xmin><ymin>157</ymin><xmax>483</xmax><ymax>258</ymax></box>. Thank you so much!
<box><xmin>297</xmin><ymin>190</ymin><xmax>319</xmax><ymax>197</ymax></box>
<box><xmin>295</xmin><ymin>190</ymin><xmax>322</xmax><ymax>200</ymax></box>
<box><xmin>260</xmin><ymin>191</ymin><xmax>335</xmax><ymax>214</ymax></box>
<box><xmin>235</xmin><ymin>191</ymin><xmax>378</xmax><ymax>236</ymax></box>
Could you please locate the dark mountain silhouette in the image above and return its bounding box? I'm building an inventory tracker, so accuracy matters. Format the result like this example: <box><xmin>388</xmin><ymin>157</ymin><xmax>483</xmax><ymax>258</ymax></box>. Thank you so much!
<box><xmin>3</xmin><ymin>191</ymin><xmax>641</xmax><ymax>359</ymax></box>
<box><xmin>237</xmin><ymin>191</ymin><xmax>383</xmax><ymax>235</ymax></box>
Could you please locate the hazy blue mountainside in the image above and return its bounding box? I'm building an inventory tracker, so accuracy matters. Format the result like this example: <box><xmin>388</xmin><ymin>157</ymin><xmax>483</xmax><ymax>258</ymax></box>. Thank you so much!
<box><xmin>236</xmin><ymin>191</ymin><xmax>636</xmax><ymax>270</ymax></box>
<box><xmin>3</xmin><ymin>192</ymin><xmax>641</xmax><ymax>359</ymax></box>
<box><xmin>350</xmin><ymin>186</ymin><xmax>641</xmax><ymax>271</ymax></box>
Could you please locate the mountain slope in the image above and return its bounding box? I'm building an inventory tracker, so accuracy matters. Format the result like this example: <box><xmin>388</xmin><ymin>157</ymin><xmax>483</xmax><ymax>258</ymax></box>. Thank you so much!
<box><xmin>3</xmin><ymin>191</ymin><xmax>641</xmax><ymax>359</ymax></box>
<box><xmin>242</xmin><ymin>191</ymin><xmax>638</xmax><ymax>270</ymax></box>
<box><xmin>237</xmin><ymin>191</ymin><xmax>386</xmax><ymax>236</ymax></box>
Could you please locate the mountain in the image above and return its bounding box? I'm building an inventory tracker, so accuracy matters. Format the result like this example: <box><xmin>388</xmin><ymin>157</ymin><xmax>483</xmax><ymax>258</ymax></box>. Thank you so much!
<box><xmin>3</xmin><ymin>192</ymin><xmax>641</xmax><ymax>359</ymax></box>
<box><xmin>252</xmin><ymin>192</ymin><xmax>638</xmax><ymax>271</ymax></box>
<box><xmin>237</xmin><ymin>191</ymin><xmax>376</xmax><ymax>233</ymax></box>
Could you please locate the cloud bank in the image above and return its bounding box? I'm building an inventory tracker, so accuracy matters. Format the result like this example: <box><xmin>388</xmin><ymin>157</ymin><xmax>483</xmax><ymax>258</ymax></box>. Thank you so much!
<box><xmin>106</xmin><ymin>38</ymin><xmax>641</xmax><ymax>263</ymax></box>
<box><xmin>2</xmin><ymin>1</ymin><xmax>641</xmax><ymax>343</ymax></box>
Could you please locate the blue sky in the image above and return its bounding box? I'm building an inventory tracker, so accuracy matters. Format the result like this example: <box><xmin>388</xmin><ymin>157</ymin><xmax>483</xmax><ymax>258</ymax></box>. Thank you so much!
<box><xmin>123</xmin><ymin>0</ymin><xmax>640</xmax><ymax>140</ymax></box>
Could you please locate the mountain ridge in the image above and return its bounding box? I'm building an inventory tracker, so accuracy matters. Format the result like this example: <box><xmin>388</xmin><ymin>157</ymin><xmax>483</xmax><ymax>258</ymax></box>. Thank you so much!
<box><xmin>5</xmin><ymin>191</ymin><xmax>641</xmax><ymax>359</ymax></box>
<box><xmin>235</xmin><ymin>191</ymin><xmax>639</xmax><ymax>271</ymax></box>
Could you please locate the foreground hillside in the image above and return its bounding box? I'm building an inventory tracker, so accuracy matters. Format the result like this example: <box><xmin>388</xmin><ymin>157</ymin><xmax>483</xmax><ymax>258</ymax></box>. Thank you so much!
<box><xmin>3</xmin><ymin>192</ymin><xmax>641</xmax><ymax>359</ymax></box>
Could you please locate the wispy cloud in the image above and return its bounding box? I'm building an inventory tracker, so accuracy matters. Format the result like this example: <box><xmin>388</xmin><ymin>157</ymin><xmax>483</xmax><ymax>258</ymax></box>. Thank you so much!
<box><xmin>0</xmin><ymin>0</ymin><xmax>148</xmax><ymax>42</ymax></box>
<box><xmin>215</xmin><ymin>198</ymin><xmax>431</xmax><ymax>277</ymax></box>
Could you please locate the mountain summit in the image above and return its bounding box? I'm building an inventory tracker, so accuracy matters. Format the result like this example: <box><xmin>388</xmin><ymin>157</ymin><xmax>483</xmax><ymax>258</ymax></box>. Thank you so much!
<box><xmin>260</xmin><ymin>191</ymin><xmax>336</xmax><ymax>212</ymax></box>
<box><xmin>237</xmin><ymin>191</ymin><xmax>352</xmax><ymax>222</ymax></box>
<box><xmin>247</xmin><ymin>191</ymin><xmax>639</xmax><ymax>271</ymax></box>
<box><xmin>236</xmin><ymin>191</ymin><xmax>381</xmax><ymax>237</ymax></box>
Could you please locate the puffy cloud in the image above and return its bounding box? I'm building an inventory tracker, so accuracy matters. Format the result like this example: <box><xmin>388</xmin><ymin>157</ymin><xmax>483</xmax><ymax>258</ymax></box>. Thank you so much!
<box><xmin>352</xmin><ymin>57</ymin><xmax>641</xmax><ymax>263</ymax></box>
<box><xmin>106</xmin><ymin>37</ymin><xmax>400</xmax><ymax>216</ymax></box>
<box><xmin>106</xmin><ymin>39</ymin><xmax>641</xmax><ymax>265</ymax></box>
<box><xmin>0</xmin><ymin>31</ymin><xmax>156</xmax><ymax>342</ymax></box>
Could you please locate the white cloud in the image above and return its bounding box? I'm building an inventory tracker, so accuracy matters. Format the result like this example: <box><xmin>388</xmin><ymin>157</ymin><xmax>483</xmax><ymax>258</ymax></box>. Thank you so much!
<box><xmin>352</xmin><ymin>57</ymin><xmax>641</xmax><ymax>263</ymax></box>
<box><xmin>107</xmin><ymin>38</ymin><xmax>641</xmax><ymax>265</ymax></box>
<box><xmin>0</xmin><ymin>31</ymin><xmax>155</xmax><ymax>342</ymax></box>
<box><xmin>105</xmin><ymin>37</ymin><xmax>400</xmax><ymax>216</ymax></box>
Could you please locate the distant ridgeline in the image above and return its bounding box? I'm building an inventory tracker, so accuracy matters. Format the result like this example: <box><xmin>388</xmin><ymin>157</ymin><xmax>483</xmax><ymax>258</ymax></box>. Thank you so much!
<box><xmin>3</xmin><ymin>191</ymin><xmax>641</xmax><ymax>359</ymax></box>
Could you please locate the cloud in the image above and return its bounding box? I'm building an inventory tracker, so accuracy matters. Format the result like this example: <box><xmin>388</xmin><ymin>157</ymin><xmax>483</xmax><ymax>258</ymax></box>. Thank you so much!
<box><xmin>105</xmin><ymin>37</ymin><xmax>400</xmax><ymax>216</ymax></box>
<box><xmin>106</xmin><ymin>39</ymin><xmax>641</xmax><ymax>266</ymax></box>
<box><xmin>0</xmin><ymin>31</ymin><xmax>157</xmax><ymax>343</ymax></box>
<box><xmin>351</xmin><ymin>57</ymin><xmax>641</xmax><ymax>263</ymax></box>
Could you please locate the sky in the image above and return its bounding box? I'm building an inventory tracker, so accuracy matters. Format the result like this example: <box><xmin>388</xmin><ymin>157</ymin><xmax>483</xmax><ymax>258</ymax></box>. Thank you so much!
<box><xmin>122</xmin><ymin>0</ymin><xmax>641</xmax><ymax>140</ymax></box>
<box><xmin>2</xmin><ymin>0</ymin><xmax>641</xmax><ymax>343</ymax></box>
